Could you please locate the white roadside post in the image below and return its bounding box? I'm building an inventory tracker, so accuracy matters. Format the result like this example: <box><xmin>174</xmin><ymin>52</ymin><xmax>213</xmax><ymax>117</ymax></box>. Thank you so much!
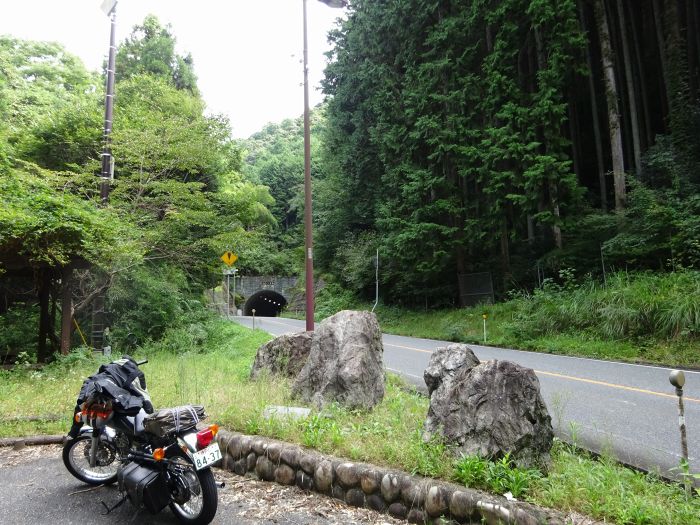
<box><xmin>669</xmin><ymin>370</ymin><xmax>691</xmax><ymax>496</ymax></box>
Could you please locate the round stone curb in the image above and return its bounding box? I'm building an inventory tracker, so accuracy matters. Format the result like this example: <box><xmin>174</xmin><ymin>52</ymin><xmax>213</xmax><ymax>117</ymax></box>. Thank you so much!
<box><xmin>215</xmin><ymin>430</ymin><xmax>576</xmax><ymax>524</ymax></box>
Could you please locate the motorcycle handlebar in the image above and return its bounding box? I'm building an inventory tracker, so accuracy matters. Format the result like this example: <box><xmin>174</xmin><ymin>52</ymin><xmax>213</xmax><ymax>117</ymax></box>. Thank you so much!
<box><xmin>136</xmin><ymin>359</ymin><xmax>148</xmax><ymax>366</ymax></box>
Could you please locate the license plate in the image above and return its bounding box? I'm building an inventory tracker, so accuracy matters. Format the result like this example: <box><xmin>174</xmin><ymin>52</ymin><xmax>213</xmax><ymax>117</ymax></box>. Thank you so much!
<box><xmin>192</xmin><ymin>442</ymin><xmax>222</xmax><ymax>470</ymax></box>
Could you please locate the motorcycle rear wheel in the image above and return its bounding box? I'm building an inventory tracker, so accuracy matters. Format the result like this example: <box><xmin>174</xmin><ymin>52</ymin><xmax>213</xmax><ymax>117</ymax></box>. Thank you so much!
<box><xmin>62</xmin><ymin>434</ymin><xmax>119</xmax><ymax>485</ymax></box>
<box><xmin>168</xmin><ymin>456</ymin><xmax>218</xmax><ymax>525</ymax></box>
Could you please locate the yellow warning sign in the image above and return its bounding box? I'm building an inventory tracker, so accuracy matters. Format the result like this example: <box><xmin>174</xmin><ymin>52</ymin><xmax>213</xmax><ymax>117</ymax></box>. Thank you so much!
<box><xmin>220</xmin><ymin>251</ymin><xmax>237</xmax><ymax>266</ymax></box>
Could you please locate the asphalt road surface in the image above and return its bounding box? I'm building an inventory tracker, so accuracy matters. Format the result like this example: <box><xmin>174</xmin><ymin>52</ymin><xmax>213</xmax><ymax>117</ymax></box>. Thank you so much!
<box><xmin>0</xmin><ymin>445</ymin><xmax>401</xmax><ymax>525</ymax></box>
<box><xmin>233</xmin><ymin>315</ymin><xmax>699</xmax><ymax>479</ymax></box>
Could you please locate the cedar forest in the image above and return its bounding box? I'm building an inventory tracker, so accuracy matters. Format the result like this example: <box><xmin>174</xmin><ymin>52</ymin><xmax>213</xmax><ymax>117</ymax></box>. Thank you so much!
<box><xmin>1</xmin><ymin>0</ymin><xmax>700</xmax><ymax>362</ymax></box>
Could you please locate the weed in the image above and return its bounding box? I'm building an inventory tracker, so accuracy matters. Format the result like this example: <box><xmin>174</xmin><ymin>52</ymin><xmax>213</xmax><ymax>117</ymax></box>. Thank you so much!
<box><xmin>453</xmin><ymin>454</ymin><xmax>487</xmax><ymax>487</ymax></box>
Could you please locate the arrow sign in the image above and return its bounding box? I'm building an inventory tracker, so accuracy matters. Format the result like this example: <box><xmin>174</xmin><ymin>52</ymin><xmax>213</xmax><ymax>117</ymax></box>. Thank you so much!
<box><xmin>221</xmin><ymin>251</ymin><xmax>238</xmax><ymax>267</ymax></box>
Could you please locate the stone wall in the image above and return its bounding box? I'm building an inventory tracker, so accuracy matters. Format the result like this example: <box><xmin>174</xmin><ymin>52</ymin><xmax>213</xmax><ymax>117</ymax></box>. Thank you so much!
<box><xmin>215</xmin><ymin>430</ymin><xmax>576</xmax><ymax>525</ymax></box>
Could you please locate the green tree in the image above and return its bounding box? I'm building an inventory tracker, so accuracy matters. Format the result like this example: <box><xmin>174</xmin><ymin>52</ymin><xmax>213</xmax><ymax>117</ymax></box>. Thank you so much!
<box><xmin>116</xmin><ymin>15</ymin><xmax>198</xmax><ymax>93</ymax></box>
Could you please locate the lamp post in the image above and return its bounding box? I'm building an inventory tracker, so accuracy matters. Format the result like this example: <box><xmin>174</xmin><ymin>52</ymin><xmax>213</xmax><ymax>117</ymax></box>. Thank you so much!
<box><xmin>303</xmin><ymin>0</ymin><xmax>347</xmax><ymax>331</ymax></box>
<box><xmin>100</xmin><ymin>0</ymin><xmax>117</xmax><ymax>205</ymax></box>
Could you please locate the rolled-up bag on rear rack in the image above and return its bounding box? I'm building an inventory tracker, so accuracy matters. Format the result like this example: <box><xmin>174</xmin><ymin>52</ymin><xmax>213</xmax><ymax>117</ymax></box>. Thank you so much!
<box><xmin>143</xmin><ymin>405</ymin><xmax>207</xmax><ymax>437</ymax></box>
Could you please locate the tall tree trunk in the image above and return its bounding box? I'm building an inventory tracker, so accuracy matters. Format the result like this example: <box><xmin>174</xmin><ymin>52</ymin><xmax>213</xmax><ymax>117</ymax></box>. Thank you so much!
<box><xmin>568</xmin><ymin>97</ymin><xmax>582</xmax><ymax>179</ymax></box>
<box><xmin>630</xmin><ymin>2</ymin><xmax>654</xmax><ymax>147</ymax></box>
<box><xmin>535</xmin><ymin>26</ymin><xmax>563</xmax><ymax>246</ymax></box>
<box><xmin>90</xmin><ymin>292</ymin><xmax>105</xmax><ymax>350</ymax></box>
<box><xmin>686</xmin><ymin>0</ymin><xmax>698</xmax><ymax>98</ymax></box>
<box><xmin>595</xmin><ymin>0</ymin><xmax>626</xmax><ymax>211</ymax></box>
<box><xmin>37</xmin><ymin>269</ymin><xmax>51</xmax><ymax>363</ymax></box>
<box><xmin>653</xmin><ymin>0</ymin><xmax>671</xmax><ymax>124</ymax></box>
<box><xmin>500</xmin><ymin>218</ymin><xmax>511</xmax><ymax>284</ymax></box>
<box><xmin>580</xmin><ymin>0</ymin><xmax>608</xmax><ymax>211</ymax></box>
<box><xmin>49</xmin><ymin>282</ymin><xmax>59</xmax><ymax>353</ymax></box>
<box><xmin>60</xmin><ymin>265</ymin><xmax>74</xmax><ymax>355</ymax></box>
<box><xmin>617</xmin><ymin>0</ymin><xmax>642</xmax><ymax>175</ymax></box>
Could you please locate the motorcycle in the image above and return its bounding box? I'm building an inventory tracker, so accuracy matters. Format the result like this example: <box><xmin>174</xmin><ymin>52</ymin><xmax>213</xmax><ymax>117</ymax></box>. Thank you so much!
<box><xmin>62</xmin><ymin>355</ymin><xmax>221</xmax><ymax>524</ymax></box>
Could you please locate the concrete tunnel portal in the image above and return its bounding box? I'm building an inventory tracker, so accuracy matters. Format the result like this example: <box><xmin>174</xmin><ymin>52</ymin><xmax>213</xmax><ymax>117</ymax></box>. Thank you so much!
<box><xmin>243</xmin><ymin>290</ymin><xmax>287</xmax><ymax>317</ymax></box>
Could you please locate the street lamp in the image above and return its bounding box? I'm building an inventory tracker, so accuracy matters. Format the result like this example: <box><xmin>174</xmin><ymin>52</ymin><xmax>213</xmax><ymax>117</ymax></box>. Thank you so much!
<box><xmin>99</xmin><ymin>0</ymin><xmax>117</xmax><ymax>205</ymax></box>
<box><xmin>302</xmin><ymin>0</ymin><xmax>347</xmax><ymax>331</ymax></box>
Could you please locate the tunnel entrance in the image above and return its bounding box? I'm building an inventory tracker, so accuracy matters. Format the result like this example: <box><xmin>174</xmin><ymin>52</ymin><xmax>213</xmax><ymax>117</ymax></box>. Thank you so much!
<box><xmin>243</xmin><ymin>290</ymin><xmax>287</xmax><ymax>317</ymax></box>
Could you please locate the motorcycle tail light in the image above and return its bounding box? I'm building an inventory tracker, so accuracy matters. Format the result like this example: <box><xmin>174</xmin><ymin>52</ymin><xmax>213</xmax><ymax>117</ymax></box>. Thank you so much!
<box><xmin>196</xmin><ymin>428</ymin><xmax>214</xmax><ymax>449</ymax></box>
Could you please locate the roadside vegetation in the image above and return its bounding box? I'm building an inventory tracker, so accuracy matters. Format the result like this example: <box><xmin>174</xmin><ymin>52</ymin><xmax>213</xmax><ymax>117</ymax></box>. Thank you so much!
<box><xmin>301</xmin><ymin>269</ymin><xmax>700</xmax><ymax>368</ymax></box>
<box><xmin>2</xmin><ymin>317</ymin><xmax>698</xmax><ymax>524</ymax></box>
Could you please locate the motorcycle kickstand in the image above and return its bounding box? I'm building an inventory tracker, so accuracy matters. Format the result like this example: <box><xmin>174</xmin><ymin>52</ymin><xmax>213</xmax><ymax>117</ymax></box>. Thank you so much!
<box><xmin>101</xmin><ymin>494</ymin><xmax>127</xmax><ymax>515</ymax></box>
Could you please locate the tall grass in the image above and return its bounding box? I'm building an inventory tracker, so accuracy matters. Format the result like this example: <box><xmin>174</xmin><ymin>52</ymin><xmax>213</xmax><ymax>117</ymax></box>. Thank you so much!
<box><xmin>362</xmin><ymin>270</ymin><xmax>700</xmax><ymax>366</ymax></box>
<box><xmin>1</xmin><ymin>319</ymin><xmax>699</xmax><ymax>524</ymax></box>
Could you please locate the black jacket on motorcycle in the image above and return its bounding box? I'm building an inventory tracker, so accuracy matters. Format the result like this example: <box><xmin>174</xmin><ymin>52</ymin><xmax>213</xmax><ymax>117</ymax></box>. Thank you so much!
<box><xmin>68</xmin><ymin>355</ymin><xmax>153</xmax><ymax>438</ymax></box>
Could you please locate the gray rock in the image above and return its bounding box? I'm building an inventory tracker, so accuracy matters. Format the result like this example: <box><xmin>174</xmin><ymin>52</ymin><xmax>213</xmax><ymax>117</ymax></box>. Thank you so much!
<box><xmin>360</xmin><ymin>467</ymin><xmax>381</xmax><ymax>494</ymax></box>
<box><xmin>425</xmin><ymin>358</ymin><xmax>553</xmax><ymax>469</ymax></box>
<box><xmin>233</xmin><ymin>458</ymin><xmax>247</xmax><ymax>476</ymax></box>
<box><xmin>266</xmin><ymin>442</ymin><xmax>281</xmax><ymax>463</ymax></box>
<box><xmin>401</xmin><ymin>477</ymin><xmax>426</xmax><ymax>508</ymax></box>
<box><xmin>280</xmin><ymin>446</ymin><xmax>300</xmax><ymax>469</ymax></box>
<box><xmin>225</xmin><ymin>433</ymin><xmax>244</xmax><ymax>459</ymax></box>
<box><xmin>246</xmin><ymin>452</ymin><xmax>257</xmax><ymax>472</ymax></box>
<box><xmin>262</xmin><ymin>405</ymin><xmax>311</xmax><ymax>422</ymax></box>
<box><xmin>381</xmin><ymin>473</ymin><xmax>402</xmax><ymax>502</ymax></box>
<box><xmin>292</xmin><ymin>310</ymin><xmax>385</xmax><ymax>410</ymax></box>
<box><xmin>299</xmin><ymin>451</ymin><xmax>319</xmax><ymax>474</ymax></box>
<box><xmin>250</xmin><ymin>332</ymin><xmax>312</xmax><ymax>380</ymax></box>
<box><xmin>332</xmin><ymin>485</ymin><xmax>346</xmax><ymax>501</ymax></box>
<box><xmin>255</xmin><ymin>456</ymin><xmax>275</xmax><ymax>481</ymax></box>
<box><xmin>388</xmin><ymin>502</ymin><xmax>408</xmax><ymax>519</ymax></box>
<box><xmin>423</xmin><ymin>344</ymin><xmax>480</xmax><ymax>441</ymax></box>
<box><xmin>274</xmin><ymin>464</ymin><xmax>296</xmax><ymax>485</ymax></box>
<box><xmin>407</xmin><ymin>508</ymin><xmax>427</xmax><ymax>524</ymax></box>
<box><xmin>423</xmin><ymin>344</ymin><xmax>480</xmax><ymax>396</ymax></box>
<box><xmin>336</xmin><ymin>462</ymin><xmax>360</xmax><ymax>488</ymax></box>
<box><xmin>252</xmin><ymin>438</ymin><xmax>266</xmax><ymax>456</ymax></box>
<box><xmin>424</xmin><ymin>485</ymin><xmax>448</xmax><ymax>517</ymax></box>
<box><xmin>449</xmin><ymin>490</ymin><xmax>477</xmax><ymax>520</ymax></box>
<box><xmin>345</xmin><ymin>488</ymin><xmax>365</xmax><ymax>508</ymax></box>
<box><xmin>366</xmin><ymin>494</ymin><xmax>387</xmax><ymax>512</ymax></box>
<box><xmin>314</xmin><ymin>460</ymin><xmax>334</xmax><ymax>493</ymax></box>
<box><xmin>296</xmin><ymin>470</ymin><xmax>315</xmax><ymax>491</ymax></box>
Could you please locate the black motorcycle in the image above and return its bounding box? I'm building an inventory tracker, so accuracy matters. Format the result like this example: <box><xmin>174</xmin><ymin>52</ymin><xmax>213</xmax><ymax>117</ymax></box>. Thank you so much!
<box><xmin>62</xmin><ymin>356</ymin><xmax>220</xmax><ymax>524</ymax></box>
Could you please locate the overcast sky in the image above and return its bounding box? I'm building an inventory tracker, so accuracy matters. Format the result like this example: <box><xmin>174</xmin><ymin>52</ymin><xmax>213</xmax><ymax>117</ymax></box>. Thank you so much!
<box><xmin>0</xmin><ymin>0</ymin><xmax>346</xmax><ymax>138</ymax></box>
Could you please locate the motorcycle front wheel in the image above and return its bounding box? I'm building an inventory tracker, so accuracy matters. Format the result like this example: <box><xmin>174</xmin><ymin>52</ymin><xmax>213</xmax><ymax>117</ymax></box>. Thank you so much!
<box><xmin>168</xmin><ymin>456</ymin><xmax>218</xmax><ymax>525</ymax></box>
<box><xmin>62</xmin><ymin>434</ymin><xmax>119</xmax><ymax>485</ymax></box>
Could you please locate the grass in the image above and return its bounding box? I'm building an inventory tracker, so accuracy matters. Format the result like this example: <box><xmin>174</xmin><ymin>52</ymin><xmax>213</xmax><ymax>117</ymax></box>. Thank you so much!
<box><xmin>301</xmin><ymin>270</ymin><xmax>700</xmax><ymax>367</ymax></box>
<box><xmin>1</xmin><ymin>317</ymin><xmax>699</xmax><ymax>524</ymax></box>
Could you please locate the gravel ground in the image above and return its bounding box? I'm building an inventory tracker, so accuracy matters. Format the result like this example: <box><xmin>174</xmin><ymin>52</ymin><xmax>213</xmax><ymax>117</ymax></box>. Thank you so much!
<box><xmin>0</xmin><ymin>444</ymin><xmax>405</xmax><ymax>525</ymax></box>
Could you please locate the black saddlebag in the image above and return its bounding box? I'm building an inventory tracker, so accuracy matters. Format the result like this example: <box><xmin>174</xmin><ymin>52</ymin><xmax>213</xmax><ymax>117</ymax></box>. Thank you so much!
<box><xmin>118</xmin><ymin>462</ymin><xmax>170</xmax><ymax>514</ymax></box>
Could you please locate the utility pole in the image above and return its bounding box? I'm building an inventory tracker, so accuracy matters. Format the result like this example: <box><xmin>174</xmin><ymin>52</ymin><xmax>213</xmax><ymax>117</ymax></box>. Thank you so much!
<box><xmin>100</xmin><ymin>0</ymin><xmax>117</xmax><ymax>205</ymax></box>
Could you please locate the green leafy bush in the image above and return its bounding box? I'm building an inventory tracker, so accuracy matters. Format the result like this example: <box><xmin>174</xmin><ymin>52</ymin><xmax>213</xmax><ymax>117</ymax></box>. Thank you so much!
<box><xmin>0</xmin><ymin>303</ymin><xmax>38</xmax><ymax>363</ymax></box>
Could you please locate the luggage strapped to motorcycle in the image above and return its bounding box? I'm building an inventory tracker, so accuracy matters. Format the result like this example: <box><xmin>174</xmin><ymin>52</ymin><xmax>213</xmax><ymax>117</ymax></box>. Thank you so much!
<box><xmin>143</xmin><ymin>405</ymin><xmax>207</xmax><ymax>437</ymax></box>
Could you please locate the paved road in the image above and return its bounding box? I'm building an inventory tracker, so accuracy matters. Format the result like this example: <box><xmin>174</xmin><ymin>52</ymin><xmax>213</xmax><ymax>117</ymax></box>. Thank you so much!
<box><xmin>0</xmin><ymin>445</ymin><xmax>400</xmax><ymax>525</ymax></box>
<box><xmin>233</xmin><ymin>315</ymin><xmax>699</xmax><ymax>479</ymax></box>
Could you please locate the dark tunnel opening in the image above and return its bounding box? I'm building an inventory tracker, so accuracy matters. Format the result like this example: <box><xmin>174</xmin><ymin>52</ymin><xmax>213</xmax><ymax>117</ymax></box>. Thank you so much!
<box><xmin>243</xmin><ymin>290</ymin><xmax>287</xmax><ymax>317</ymax></box>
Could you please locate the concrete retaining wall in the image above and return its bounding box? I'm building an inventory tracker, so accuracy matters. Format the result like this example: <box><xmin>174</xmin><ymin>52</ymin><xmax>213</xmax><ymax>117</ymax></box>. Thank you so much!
<box><xmin>215</xmin><ymin>430</ymin><xmax>574</xmax><ymax>525</ymax></box>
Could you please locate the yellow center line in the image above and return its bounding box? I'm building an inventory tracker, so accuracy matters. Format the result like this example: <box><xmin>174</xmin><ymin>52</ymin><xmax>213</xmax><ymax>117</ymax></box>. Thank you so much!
<box><xmin>384</xmin><ymin>341</ymin><xmax>700</xmax><ymax>404</ymax></box>
<box><xmin>535</xmin><ymin>370</ymin><xmax>700</xmax><ymax>403</ymax></box>
<box><xmin>385</xmin><ymin>342</ymin><xmax>434</xmax><ymax>354</ymax></box>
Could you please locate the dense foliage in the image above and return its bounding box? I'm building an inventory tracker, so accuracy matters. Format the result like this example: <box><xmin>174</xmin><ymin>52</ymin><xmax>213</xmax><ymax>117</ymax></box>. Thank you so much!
<box><xmin>0</xmin><ymin>19</ymin><xmax>276</xmax><ymax>361</ymax></box>
<box><xmin>312</xmin><ymin>0</ymin><xmax>700</xmax><ymax>307</ymax></box>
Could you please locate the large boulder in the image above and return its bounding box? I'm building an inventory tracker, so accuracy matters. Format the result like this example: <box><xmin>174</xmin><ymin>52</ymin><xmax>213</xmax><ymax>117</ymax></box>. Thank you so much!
<box><xmin>250</xmin><ymin>332</ymin><xmax>312</xmax><ymax>380</ymax></box>
<box><xmin>423</xmin><ymin>344</ymin><xmax>481</xmax><ymax>437</ymax></box>
<box><xmin>292</xmin><ymin>310</ymin><xmax>384</xmax><ymax>410</ymax></box>
<box><xmin>424</xmin><ymin>353</ymin><xmax>553</xmax><ymax>469</ymax></box>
